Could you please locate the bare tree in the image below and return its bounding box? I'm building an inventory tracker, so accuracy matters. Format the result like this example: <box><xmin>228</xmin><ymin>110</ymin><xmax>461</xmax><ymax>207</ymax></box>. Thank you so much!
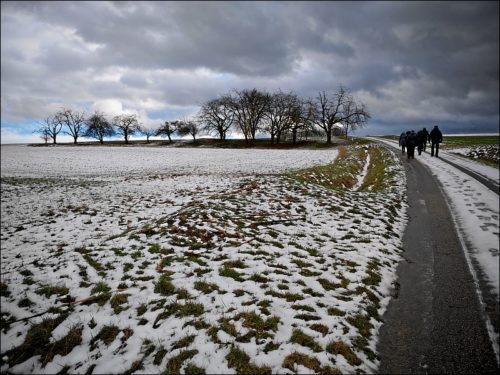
<box><xmin>113</xmin><ymin>114</ymin><xmax>141</xmax><ymax>144</ymax></box>
<box><xmin>55</xmin><ymin>108</ymin><xmax>86</xmax><ymax>144</ymax></box>
<box><xmin>341</xmin><ymin>99</ymin><xmax>370</xmax><ymax>139</ymax></box>
<box><xmin>263</xmin><ymin>91</ymin><xmax>302</xmax><ymax>144</ymax></box>
<box><xmin>85</xmin><ymin>111</ymin><xmax>115</xmax><ymax>144</ymax></box>
<box><xmin>309</xmin><ymin>89</ymin><xmax>344</xmax><ymax>144</ymax></box>
<box><xmin>156</xmin><ymin>121</ymin><xmax>178</xmax><ymax>143</ymax></box>
<box><xmin>198</xmin><ymin>96</ymin><xmax>234</xmax><ymax>140</ymax></box>
<box><xmin>228</xmin><ymin>89</ymin><xmax>270</xmax><ymax>143</ymax></box>
<box><xmin>287</xmin><ymin>98</ymin><xmax>317</xmax><ymax>144</ymax></box>
<box><xmin>34</xmin><ymin>116</ymin><xmax>62</xmax><ymax>144</ymax></box>
<box><xmin>310</xmin><ymin>86</ymin><xmax>369</xmax><ymax>143</ymax></box>
<box><xmin>39</xmin><ymin>128</ymin><xmax>50</xmax><ymax>145</ymax></box>
<box><xmin>141</xmin><ymin>127</ymin><xmax>157</xmax><ymax>144</ymax></box>
<box><xmin>176</xmin><ymin>120</ymin><xmax>200</xmax><ymax>141</ymax></box>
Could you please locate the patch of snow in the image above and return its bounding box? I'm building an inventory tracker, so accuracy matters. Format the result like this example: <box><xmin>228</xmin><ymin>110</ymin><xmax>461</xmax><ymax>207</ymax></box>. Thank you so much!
<box><xmin>0</xmin><ymin>144</ymin><xmax>407</xmax><ymax>374</ymax></box>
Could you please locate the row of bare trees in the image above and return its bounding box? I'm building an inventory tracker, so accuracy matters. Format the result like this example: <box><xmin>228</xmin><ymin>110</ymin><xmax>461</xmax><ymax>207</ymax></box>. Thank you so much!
<box><xmin>35</xmin><ymin>86</ymin><xmax>370</xmax><ymax>145</ymax></box>
<box><xmin>198</xmin><ymin>86</ymin><xmax>370</xmax><ymax>144</ymax></box>
<box><xmin>35</xmin><ymin>110</ymin><xmax>142</xmax><ymax>145</ymax></box>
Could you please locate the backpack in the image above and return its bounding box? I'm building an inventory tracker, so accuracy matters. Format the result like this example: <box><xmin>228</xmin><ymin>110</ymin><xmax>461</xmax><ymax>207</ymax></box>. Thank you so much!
<box><xmin>407</xmin><ymin>133</ymin><xmax>417</xmax><ymax>146</ymax></box>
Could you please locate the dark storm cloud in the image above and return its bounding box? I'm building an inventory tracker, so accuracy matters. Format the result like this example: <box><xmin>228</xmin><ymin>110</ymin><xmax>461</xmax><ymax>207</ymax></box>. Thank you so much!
<box><xmin>1</xmin><ymin>1</ymin><xmax>498</xmax><ymax>141</ymax></box>
<box><xmin>4</xmin><ymin>1</ymin><xmax>299</xmax><ymax>76</ymax></box>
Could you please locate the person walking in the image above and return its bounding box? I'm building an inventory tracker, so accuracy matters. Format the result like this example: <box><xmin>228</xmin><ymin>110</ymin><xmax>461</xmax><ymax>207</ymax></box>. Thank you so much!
<box><xmin>422</xmin><ymin>127</ymin><xmax>430</xmax><ymax>152</ymax></box>
<box><xmin>416</xmin><ymin>129</ymin><xmax>426</xmax><ymax>155</ymax></box>
<box><xmin>406</xmin><ymin>130</ymin><xmax>417</xmax><ymax>159</ymax></box>
<box><xmin>399</xmin><ymin>132</ymin><xmax>407</xmax><ymax>154</ymax></box>
<box><xmin>429</xmin><ymin>125</ymin><xmax>443</xmax><ymax>157</ymax></box>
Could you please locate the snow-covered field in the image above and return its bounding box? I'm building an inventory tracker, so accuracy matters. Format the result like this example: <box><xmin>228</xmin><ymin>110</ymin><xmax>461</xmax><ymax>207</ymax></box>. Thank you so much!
<box><xmin>1</xmin><ymin>144</ymin><xmax>407</xmax><ymax>374</ymax></box>
<box><xmin>0</xmin><ymin>146</ymin><xmax>347</xmax><ymax>178</ymax></box>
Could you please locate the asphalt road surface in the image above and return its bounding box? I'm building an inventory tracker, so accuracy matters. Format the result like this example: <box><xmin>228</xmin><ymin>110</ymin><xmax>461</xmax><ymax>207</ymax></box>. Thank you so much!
<box><xmin>377</xmin><ymin>146</ymin><xmax>499</xmax><ymax>374</ymax></box>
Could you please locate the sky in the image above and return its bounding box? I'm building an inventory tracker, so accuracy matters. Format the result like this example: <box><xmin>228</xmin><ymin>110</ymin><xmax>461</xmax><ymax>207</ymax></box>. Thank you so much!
<box><xmin>1</xmin><ymin>1</ymin><xmax>499</xmax><ymax>144</ymax></box>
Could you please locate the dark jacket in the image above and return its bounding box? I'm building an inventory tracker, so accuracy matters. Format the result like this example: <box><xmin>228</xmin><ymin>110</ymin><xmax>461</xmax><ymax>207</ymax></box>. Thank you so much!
<box><xmin>416</xmin><ymin>130</ymin><xmax>426</xmax><ymax>145</ymax></box>
<box><xmin>406</xmin><ymin>131</ymin><xmax>417</xmax><ymax>147</ymax></box>
<box><xmin>429</xmin><ymin>127</ymin><xmax>443</xmax><ymax>143</ymax></box>
<box><xmin>422</xmin><ymin>128</ymin><xmax>430</xmax><ymax>142</ymax></box>
<box><xmin>399</xmin><ymin>133</ymin><xmax>406</xmax><ymax>146</ymax></box>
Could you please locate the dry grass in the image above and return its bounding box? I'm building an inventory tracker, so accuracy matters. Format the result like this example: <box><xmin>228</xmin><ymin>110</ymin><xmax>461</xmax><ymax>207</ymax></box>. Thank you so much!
<box><xmin>337</xmin><ymin>145</ymin><xmax>348</xmax><ymax>159</ymax></box>
<box><xmin>326</xmin><ymin>341</ymin><xmax>362</xmax><ymax>366</ymax></box>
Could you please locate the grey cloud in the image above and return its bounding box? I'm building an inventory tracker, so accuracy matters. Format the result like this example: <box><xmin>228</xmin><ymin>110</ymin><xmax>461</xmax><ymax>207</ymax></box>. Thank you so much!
<box><xmin>9</xmin><ymin>1</ymin><xmax>299</xmax><ymax>76</ymax></box>
<box><xmin>120</xmin><ymin>71</ymin><xmax>150</xmax><ymax>88</ymax></box>
<box><xmin>1</xmin><ymin>1</ymin><xmax>498</xmax><ymax>136</ymax></box>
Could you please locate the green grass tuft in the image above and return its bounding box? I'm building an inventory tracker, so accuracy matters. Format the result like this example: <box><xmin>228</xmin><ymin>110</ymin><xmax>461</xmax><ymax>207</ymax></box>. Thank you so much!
<box><xmin>91</xmin><ymin>282</ymin><xmax>111</xmax><ymax>295</ymax></box>
<box><xmin>226</xmin><ymin>346</ymin><xmax>272</xmax><ymax>375</ymax></box>
<box><xmin>184</xmin><ymin>363</ymin><xmax>206</xmax><ymax>375</ymax></box>
<box><xmin>289</xmin><ymin>329</ymin><xmax>322</xmax><ymax>352</ymax></box>
<box><xmin>219</xmin><ymin>266</ymin><xmax>245</xmax><ymax>282</ymax></box>
<box><xmin>110</xmin><ymin>293</ymin><xmax>130</xmax><ymax>314</ymax></box>
<box><xmin>164</xmin><ymin>350</ymin><xmax>198</xmax><ymax>375</ymax></box>
<box><xmin>35</xmin><ymin>285</ymin><xmax>69</xmax><ymax>298</ymax></box>
<box><xmin>1</xmin><ymin>315</ymin><xmax>67</xmax><ymax>366</ymax></box>
<box><xmin>347</xmin><ymin>313</ymin><xmax>373</xmax><ymax>338</ymax></box>
<box><xmin>90</xmin><ymin>325</ymin><xmax>120</xmax><ymax>350</ymax></box>
<box><xmin>172</xmin><ymin>335</ymin><xmax>196</xmax><ymax>350</ymax></box>
<box><xmin>154</xmin><ymin>274</ymin><xmax>176</xmax><ymax>296</ymax></box>
<box><xmin>327</xmin><ymin>307</ymin><xmax>346</xmax><ymax>316</ymax></box>
<box><xmin>194</xmin><ymin>280</ymin><xmax>219</xmax><ymax>294</ymax></box>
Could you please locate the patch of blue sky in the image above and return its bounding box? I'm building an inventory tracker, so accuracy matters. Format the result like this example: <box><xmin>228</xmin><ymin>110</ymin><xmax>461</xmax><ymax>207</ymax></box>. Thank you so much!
<box><xmin>0</xmin><ymin>120</ymin><xmax>40</xmax><ymax>135</ymax></box>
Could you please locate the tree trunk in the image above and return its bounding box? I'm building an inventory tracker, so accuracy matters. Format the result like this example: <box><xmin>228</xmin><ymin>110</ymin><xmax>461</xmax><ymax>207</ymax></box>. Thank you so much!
<box><xmin>99</xmin><ymin>138</ymin><xmax>104</xmax><ymax>145</ymax></box>
<box><xmin>271</xmin><ymin>133</ymin><xmax>275</xmax><ymax>145</ymax></box>
<box><xmin>53</xmin><ymin>136</ymin><xmax>56</xmax><ymax>144</ymax></box>
<box><xmin>73</xmin><ymin>136</ymin><xmax>77</xmax><ymax>144</ymax></box>
<box><xmin>326</xmin><ymin>129</ymin><xmax>332</xmax><ymax>144</ymax></box>
<box><xmin>168</xmin><ymin>135</ymin><xmax>172</xmax><ymax>143</ymax></box>
<box><xmin>292</xmin><ymin>129</ymin><xmax>297</xmax><ymax>144</ymax></box>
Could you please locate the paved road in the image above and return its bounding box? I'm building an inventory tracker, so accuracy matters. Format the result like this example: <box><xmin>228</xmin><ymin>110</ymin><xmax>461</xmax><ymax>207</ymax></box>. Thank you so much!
<box><xmin>377</xmin><ymin>147</ymin><xmax>499</xmax><ymax>374</ymax></box>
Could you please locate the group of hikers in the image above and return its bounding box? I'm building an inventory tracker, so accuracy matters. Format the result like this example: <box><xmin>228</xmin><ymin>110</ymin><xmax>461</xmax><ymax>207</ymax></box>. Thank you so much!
<box><xmin>399</xmin><ymin>125</ymin><xmax>443</xmax><ymax>159</ymax></box>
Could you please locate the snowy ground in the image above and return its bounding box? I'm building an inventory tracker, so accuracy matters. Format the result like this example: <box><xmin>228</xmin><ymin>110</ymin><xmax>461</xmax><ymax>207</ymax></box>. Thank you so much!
<box><xmin>373</xmin><ymin>138</ymin><xmax>500</xmax><ymax>357</ymax></box>
<box><xmin>0</xmin><ymin>144</ymin><xmax>407</xmax><ymax>374</ymax></box>
<box><xmin>446</xmin><ymin>144</ymin><xmax>499</xmax><ymax>168</ymax></box>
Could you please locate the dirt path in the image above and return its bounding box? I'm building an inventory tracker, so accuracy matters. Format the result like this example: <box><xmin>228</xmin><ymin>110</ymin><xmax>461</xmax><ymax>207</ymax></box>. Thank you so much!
<box><xmin>377</xmin><ymin>147</ymin><xmax>499</xmax><ymax>373</ymax></box>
